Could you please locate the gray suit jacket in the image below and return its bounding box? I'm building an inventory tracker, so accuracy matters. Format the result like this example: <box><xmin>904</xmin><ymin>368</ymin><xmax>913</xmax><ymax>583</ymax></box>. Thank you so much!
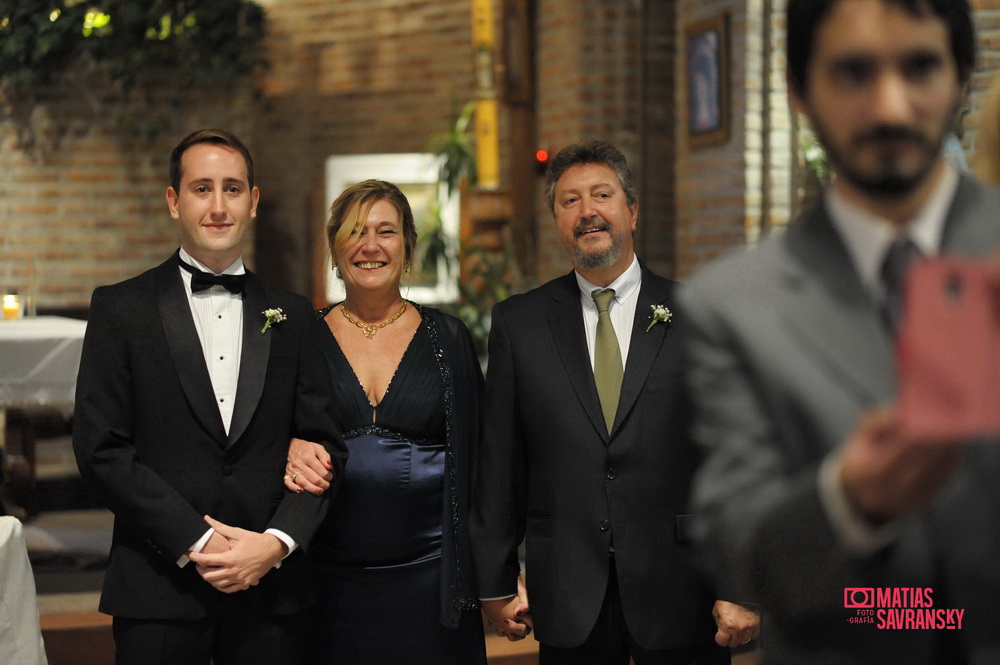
<box><xmin>679</xmin><ymin>175</ymin><xmax>1000</xmax><ymax>665</ymax></box>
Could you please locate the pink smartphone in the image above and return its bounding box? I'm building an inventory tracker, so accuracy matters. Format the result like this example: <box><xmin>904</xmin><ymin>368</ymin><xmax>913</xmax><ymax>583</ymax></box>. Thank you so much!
<box><xmin>896</xmin><ymin>258</ymin><xmax>1000</xmax><ymax>440</ymax></box>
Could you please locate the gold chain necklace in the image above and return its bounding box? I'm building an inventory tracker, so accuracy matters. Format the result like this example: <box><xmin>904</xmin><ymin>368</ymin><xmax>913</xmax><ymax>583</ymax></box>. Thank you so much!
<box><xmin>340</xmin><ymin>301</ymin><xmax>407</xmax><ymax>339</ymax></box>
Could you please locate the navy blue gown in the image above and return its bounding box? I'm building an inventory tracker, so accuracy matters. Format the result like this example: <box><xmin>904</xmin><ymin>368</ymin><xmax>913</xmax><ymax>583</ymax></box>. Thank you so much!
<box><xmin>308</xmin><ymin>312</ymin><xmax>487</xmax><ymax>665</ymax></box>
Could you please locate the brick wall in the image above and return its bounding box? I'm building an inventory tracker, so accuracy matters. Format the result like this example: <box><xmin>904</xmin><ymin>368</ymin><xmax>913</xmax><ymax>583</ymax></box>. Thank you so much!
<box><xmin>531</xmin><ymin>0</ymin><xmax>644</xmax><ymax>283</ymax></box>
<box><xmin>0</xmin><ymin>0</ymin><xmax>478</xmax><ymax>306</ymax></box>
<box><xmin>967</xmin><ymin>2</ymin><xmax>1000</xmax><ymax>161</ymax></box>
<box><xmin>251</xmin><ymin>0</ymin><xmax>478</xmax><ymax>295</ymax></box>
<box><xmin>635</xmin><ymin>1</ymin><xmax>678</xmax><ymax>279</ymax></box>
<box><xmin>674</xmin><ymin>0</ymin><xmax>748</xmax><ymax>279</ymax></box>
<box><xmin>3</xmin><ymin>1</ymin><xmax>1000</xmax><ymax>309</ymax></box>
<box><xmin>0</xmin><ymin>65</ymin><xmax>255</xmax><ymax>309</ymax></box>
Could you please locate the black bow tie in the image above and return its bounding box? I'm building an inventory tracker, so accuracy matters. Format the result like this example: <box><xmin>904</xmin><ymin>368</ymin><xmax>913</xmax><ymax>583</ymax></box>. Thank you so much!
<box><xmin>178</xmin><ymin>257</ymin><xmax>247</xmax><ymax>294</ymax></box>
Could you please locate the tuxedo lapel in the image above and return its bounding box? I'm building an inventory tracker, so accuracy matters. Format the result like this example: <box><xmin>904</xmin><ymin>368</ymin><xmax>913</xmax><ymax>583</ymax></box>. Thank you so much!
<box><xmin>228</xmin><ymin>272</ymin><xmax>270</xmax><ymax>447</ymax></box>
<box><xmin>615</xmin><ymin>269</ymin><xmax>669</xmax><ymax>435</ymax></box>
<box><xmin>546</xmin><ymin>274</ymin><xmax>609</xmax><ymax>442</ymax></box>
<box><xmin>157</xmin><ymin>254</ymin><xmax>228</xmax><ymax>443</ymax></box>
<box><xmin>778</xmin><ymin>208</ymin><xmax>895</xmax><ymax>407</ymax></box>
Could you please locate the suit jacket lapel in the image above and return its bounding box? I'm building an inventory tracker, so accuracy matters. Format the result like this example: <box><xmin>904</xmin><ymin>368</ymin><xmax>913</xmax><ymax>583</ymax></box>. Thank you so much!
<box><xmin>778</xmin><ymin>207</ymin><xmax>895</xmax><ymax>406</ymax></box>
<box><xmin>941</xmin><ymin>175</ymin><xmax>1000</xmax><ymax>255</ymax></box>
<box><xmin>615</xmin><ymin>267</ymin><xmax>669</xmax><ymax>435</ymax></box>
<box><xmin>228</xmin><ymin>272</ymin><xmax>270</xmax><ymax>447</ymax></box>
<box><xmin>775</xmin><ymin>177</ymin><xmax>1000</xmax><ymax>409</ymax></box>
<box><xmin>157</xmin><ymin>253</ymin><xmax>228</xmax><ymax>443</ymax></box>
<box><xmin>547</xmin><ymin>273</ymin><xmax>610</xmax><ymax>442</ymax></box>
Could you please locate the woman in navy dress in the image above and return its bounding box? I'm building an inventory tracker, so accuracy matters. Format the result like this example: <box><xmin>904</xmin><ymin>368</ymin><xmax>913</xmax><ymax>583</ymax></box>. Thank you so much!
<box><xmin>283</xmin><ymin>179</ymin><xmax>487</xmax><ymax>664</ymax></box>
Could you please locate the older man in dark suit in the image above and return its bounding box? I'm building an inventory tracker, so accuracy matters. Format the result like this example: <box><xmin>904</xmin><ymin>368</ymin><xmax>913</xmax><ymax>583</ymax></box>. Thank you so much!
<box><xmin>681</xmin><ymin>1</ymin><xmax>1000</xmax><ymax>663</ymax></box>
<box><xmin>73</xmin><ymin>128</ymin><xmax>347</xmax><ymax>665</ymax></box>
<box><xmin>471</xmin><ymin>140</ymin><xmax>755</xmax><ymax>665</ymax></box>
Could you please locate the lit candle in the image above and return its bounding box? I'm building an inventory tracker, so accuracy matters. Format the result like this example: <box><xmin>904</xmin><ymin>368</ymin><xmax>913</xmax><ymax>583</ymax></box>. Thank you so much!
<box><xmin>2</xmin><ymin>292</ymin><xmax>22</xmax><ymax>320</ymax></box>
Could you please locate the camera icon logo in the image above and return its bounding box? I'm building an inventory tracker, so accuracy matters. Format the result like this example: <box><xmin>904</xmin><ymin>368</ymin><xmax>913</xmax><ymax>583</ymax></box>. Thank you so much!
<box><xmin>844</xmin><ymin>588</ymin><xmax>875</xmax><ymax>608</ymax></box>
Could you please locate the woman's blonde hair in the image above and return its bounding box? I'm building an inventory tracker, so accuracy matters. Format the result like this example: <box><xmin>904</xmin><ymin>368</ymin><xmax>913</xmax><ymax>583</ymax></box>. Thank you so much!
<box><xmin>326</xmin><ymin>180</ymin><xmax>418</xmax><ymax>270</ymax></box>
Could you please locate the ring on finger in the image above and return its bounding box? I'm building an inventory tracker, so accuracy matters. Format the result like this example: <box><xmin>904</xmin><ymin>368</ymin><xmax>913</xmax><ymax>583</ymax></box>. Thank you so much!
<box><xmin>291</xmin><ymin>473</ymin><xmax>299</xmax><ymax>483</ymax></box>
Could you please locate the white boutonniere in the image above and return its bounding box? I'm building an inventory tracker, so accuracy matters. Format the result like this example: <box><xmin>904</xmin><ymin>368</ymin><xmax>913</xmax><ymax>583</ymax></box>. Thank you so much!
<box><xmin>645</xmin><ymin>304</ymin><xmax>672</xmax><ymax>332</ymax></box>
<box><xmin>261</xmin><ymin>308</ymin><xmax>287</xmax><ymax>334</ymax></box>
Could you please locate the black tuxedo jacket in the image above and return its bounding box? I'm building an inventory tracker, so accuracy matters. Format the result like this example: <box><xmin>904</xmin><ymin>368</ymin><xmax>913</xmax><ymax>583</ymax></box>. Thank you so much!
<box><xmin>471</xmin><ymin>262</ymin><xmax>718</xmax><ymax>649</ymax></box>
<box><xmin>73</xmin><ymin>252</ymin><xmax>347</xmax><ymax>620</ymax></box>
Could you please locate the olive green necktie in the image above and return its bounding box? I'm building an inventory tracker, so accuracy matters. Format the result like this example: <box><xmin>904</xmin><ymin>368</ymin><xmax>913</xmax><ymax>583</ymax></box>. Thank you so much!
<box><xmin>592</xmin><ymin>289</ymin><xmax>624</xmax><ymax>433</ymax></box>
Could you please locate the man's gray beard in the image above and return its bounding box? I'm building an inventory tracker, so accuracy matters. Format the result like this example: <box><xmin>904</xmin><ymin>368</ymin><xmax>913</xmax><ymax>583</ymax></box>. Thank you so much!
<box><xmin>571</xmin><ymin>230</ymin><xmax>626</xmax><ymax>269</ymax></box>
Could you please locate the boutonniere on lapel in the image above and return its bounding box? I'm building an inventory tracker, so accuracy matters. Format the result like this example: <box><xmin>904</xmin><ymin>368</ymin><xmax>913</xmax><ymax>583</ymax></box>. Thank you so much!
<box><xmin>645</xmin><ymin>304</ymin><xmax>672</xmax><ymax>332</ymax></box>
<box><xmin>261</xmin><ymin>308</ymin><xmax>287</xmax><ymax>334</ymax></box>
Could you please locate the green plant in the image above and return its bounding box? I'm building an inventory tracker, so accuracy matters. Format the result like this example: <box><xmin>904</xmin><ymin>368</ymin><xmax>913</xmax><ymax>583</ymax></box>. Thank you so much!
<box><xmin>450</xmin><ymin>237</ymin><xmax>527</xmax><ymax>359</ymax></box>
<box><xmin>425</xmin><ymin>99</ymin><xmax>477</xmax><ymax>197</ymax></box>
<box><xmin>421</xmin><ymin>98</ymin><xmax>531</xmax><ymax>358</ymax></box>
<box><xmin>416</xmin><ymin>199</ymin><xmax>454</xmax><ymax>279</ymax></box>
<box><xmin>1</xmin><ymin>1</ymin><xmax>265</xmax><ymax>88</ymax></box>
<box><xmin>1</xmin><ymin>3</ymin><xmax>78</xmax><ymax>89</ymax></box>
<box><xmin>1</xmin><ymin>1</ymin><xmax>265</xmax><ymax>136</ymax></box>
<box><xmin>417</xmin><ymin>98</ymin><xmax>476</xmax><ymax>290</ymax></box>
<box><xmin>803</xmin><ymin>136</ymin><xmax>830</xmax><ymax>181</ymax></box>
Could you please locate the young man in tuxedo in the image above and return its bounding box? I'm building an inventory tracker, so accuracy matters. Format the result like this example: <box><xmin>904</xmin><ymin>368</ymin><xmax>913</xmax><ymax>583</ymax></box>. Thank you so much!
<box><xmin>681</xmin><ymin>1</ymin><xmax>1000</xmax><ymax>662</ymax></box>
<box><xmin>73</xmin><ymin>128</ymin><xmax>347</xmax><ymax>665</ymax></box>
<box><xmin>471</xmin><ymin>140</ymin><xmax>756</xmax><ymax>665</ymax></box>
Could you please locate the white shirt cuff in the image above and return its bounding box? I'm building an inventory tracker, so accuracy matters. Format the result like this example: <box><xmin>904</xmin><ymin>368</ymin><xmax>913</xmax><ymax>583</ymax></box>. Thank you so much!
<box><xmin>177</xmin><ymin>527</ymin><xmax>215</xmax><ymax>567</ymax></box>
<box><xmin>176</xmin><ymin>528</ymin><xmax>297</xmax><ymax>569</ymax></box>
<box><xmin>818</xmin><ymin>454</ymin><xmax>901</xmax><ymax>556</ymax></box>
<box><xmin>265</xmin><ymin>529</ymin><xmax>297</xmax><ymax>569</ymax></box>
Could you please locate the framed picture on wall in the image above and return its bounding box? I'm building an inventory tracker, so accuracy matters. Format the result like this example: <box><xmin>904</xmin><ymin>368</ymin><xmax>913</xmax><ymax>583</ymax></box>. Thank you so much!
<box><xmin>685</xmin><ymin>13</ymin><xmax>730</xmax><ymax>149</ymax></box>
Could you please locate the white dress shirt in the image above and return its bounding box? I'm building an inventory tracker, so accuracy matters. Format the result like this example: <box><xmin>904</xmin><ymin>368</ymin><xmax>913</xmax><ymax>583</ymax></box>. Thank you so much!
<box><xmin>575</xmin><ymin>253</ymin><xmax>642</xmax><ymax>370</ymax></box>
<box><xmin>176</xmin><ymin>249</ymin><xmax>295</xmax><ymax>565</ymax></box>
<box><xmin>178</xmin><ymin>248</ymin><xmax>244</xmax><ymax>434</ymax></box>
<box><xmin>826</xmin><ymin>166</ymin><xmax>956</xmax><ymax>301</ymax></box>
<box><xmin>818</xmin><ymin>166</ymin><xmax>958</xmax><ymax>554</ymax></box>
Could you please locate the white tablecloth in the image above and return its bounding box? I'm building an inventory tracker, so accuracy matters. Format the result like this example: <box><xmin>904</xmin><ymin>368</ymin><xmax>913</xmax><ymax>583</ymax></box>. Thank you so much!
<box><xmin>0</xmin><ymin>317</ymin><xmax>88</xmax><ymax>409</ymax></box>
<box><xmin>0</xmin><ymin>516</ymin><xmax>48</xmax><ymax>665</ymax></box>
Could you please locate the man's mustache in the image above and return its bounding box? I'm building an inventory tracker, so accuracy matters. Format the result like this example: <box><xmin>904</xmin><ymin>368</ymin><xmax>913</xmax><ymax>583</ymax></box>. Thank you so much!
<box><xmin>854</xmin><ymin>125</ymin><xmax>929</xmax><ymax>148</ymax></box>
<box><xmin>573</xmin><ymin>219</ymin><xmax>612</xmax><ymax>237</ymax></box>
